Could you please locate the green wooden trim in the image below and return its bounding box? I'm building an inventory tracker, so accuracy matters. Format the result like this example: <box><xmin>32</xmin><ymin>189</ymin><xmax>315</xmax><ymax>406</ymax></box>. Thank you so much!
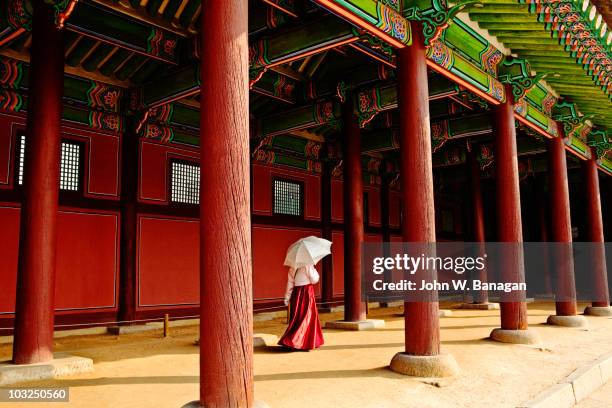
<box><xmin>598</xmin><ymin>156</ymin><xmax>612</xmax><ymax>174</ymax></box>
<box><xmin>311</xmin><ymin>0</ymin><xmax>411</xmax><ymax>46</ymax></box>
<box><xmin>564</xmin><ymin>134</ymin><xmax>592</xmax><ymax>159</ymax></box>
<box><xmin>426</xmin><ymin>40</ymin><xmax>506</xmax><ymax>103</ymax></box>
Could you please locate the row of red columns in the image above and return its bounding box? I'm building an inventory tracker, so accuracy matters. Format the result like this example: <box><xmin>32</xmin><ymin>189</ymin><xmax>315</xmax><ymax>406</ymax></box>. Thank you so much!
<box><xmin>10</xmin><ymin>1</ymin><xmax>610</xmax><ymax>405</ymax></box>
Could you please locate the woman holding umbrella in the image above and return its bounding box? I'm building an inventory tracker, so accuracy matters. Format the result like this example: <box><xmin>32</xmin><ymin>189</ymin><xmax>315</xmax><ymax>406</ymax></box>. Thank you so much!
<box><xmin>278</xmin><ymin>236</ymin><xmax>331</xmax><ymax>350</ymax></box>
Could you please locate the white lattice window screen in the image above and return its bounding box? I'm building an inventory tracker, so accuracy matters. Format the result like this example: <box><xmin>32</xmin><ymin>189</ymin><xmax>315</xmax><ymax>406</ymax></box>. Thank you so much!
<box><xmin>171</xmin><ymin>161</ymin><xmax>200</xmax><ymax>204</ymax></box>
<box><xmin>17</xmin><ymin>134</ymin><xmax>25</xmax><ymax>185</ymax></box>
<box><xmin>18</xmin><ymin>136</ymin><xmax>81</xmax><ymax>191</ymax></box>
<box><xmin>60</xmin><ymin>142</ymin><xmax>80</xmax><ymax>191</ymax></box>
<box><xmin>273</xmin><ymin>179</ymin><xmax>302</xmax><ymax>216</ymax></box>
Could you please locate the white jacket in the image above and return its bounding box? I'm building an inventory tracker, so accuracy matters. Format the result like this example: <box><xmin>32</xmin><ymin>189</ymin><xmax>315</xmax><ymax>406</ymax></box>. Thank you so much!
<box><xmin>284</xmin><ymin>265</ymin><xmax>320</xmax><ymax>305</ymax></box>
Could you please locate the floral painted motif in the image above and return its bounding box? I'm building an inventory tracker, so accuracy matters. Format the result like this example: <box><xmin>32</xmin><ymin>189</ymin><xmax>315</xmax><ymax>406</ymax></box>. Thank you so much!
<box><xmin>356</xmin><ymin>88</ymin><xmax>382</xmax><ymax>128</ymax></box>
<box><xmin>426</xmin><ymin>40</ymin><xmax>452</xmax><ymax>70</ymax></box>
<box><xmin>8</xmin><ymin>0</ymin><xmax>32</xmax><ymax>31</ymax></box>
<box><xmin>541</xmin><ymin>93</ymin><xmax>557</xmax><ymax>116</ymax></box>
<box><xmin>375</xmin><ymin>3</ymin><xmax>410</xmax><ymax>45</ymax></box>
<box><xmin>514</xmin><ymin>98</ymin><xmax>527</xmax><ymax>117</ymax></box>
<box><xmin>314</xmin><ymin>101</ymin><xmax>335</xmax><ymax>124</ymax></box>
<box><xmin>431</xmin><ymin>120</ymin><xmax>450</xmax><ymax>153</ymax></box>
<box><xmin>305</xmin><ymin>141</ymin><xmax>322</xmax><ymax>160</ymax></box>
<box><xmin>478</xmin><ymin>144</ymin><xmax>494</xmax><ymax>171</ymax></box>
<box><xmin>0</xmin><ymin>89</ymin><xmax>24</xmax><ymax>112</ymax></box>
<box><xmin>490</xmin><ymin>80</ymin><xmax>505</xmax><ymax>103</ymax></box>
<box><xmin>89</xmin><ymin>112</ymin><xmax>122</xmax><ymax>133</ymax></box>
<box><xmin>480</xmin><ymin>44</ymin><xmax>503</xmax><ymax>76</ymax></box>
<box><xmin>147</xmin><ymin>28</ymin><xmax>178</xmax><ymax>61</ymax></box>
<box><xmin>0</xmin><ymin>58</ymin><xmax>23</xmax><ymax>89</ymax></box>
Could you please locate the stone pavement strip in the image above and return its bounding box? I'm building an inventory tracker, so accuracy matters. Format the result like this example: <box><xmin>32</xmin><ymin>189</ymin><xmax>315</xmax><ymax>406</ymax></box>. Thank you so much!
<box><xmin>519</xmin><ymin>352</ymin><xmax>612</xmax><ymax>408</ymax></box>
<box><xmin>575</xmin><ymin>381</ymin><xmax>612</xmax><ymax>408</ymax></box>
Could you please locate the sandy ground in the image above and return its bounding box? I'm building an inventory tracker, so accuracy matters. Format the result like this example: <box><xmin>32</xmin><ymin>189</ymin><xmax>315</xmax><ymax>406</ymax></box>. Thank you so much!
<box><xmin>1</xmin><ymin>302</ymin><xmax>612</xmax><ymax>408</ymax></box>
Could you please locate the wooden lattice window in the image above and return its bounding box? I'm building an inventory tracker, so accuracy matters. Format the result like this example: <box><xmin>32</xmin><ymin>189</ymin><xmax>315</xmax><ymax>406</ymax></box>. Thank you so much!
<box><xmin>59</xmin><ymin>141</ymin><xmax>81</xmax><ymax>191</ymax></box>
<box><xmin>171</xmin><ymin>160</ymin><xmax>200</xmax><ymax>205</ymax></box>
<box><xmin>273</xmin><ymin>179</ymin><xmax>302</xmax><ymax>217</ymax></box>
<box><xmin>17</xmin><ymin>134</ymin><xmax>25</xmax><ymax>186</ymax></box>
<box><xmin>17</xmin><ymin>135</ymin><xmax>83</xmax><ymax>192</ymax></box>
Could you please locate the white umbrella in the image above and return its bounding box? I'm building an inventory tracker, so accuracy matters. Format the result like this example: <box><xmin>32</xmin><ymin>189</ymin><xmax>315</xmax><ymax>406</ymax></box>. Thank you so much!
<box><xmin>284</xmin><ymin>236</ymin><xmax>332</xmax><ymax>269</ymax></box>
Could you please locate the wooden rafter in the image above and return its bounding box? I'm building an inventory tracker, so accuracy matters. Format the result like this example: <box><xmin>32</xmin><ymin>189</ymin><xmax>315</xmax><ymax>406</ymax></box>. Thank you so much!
<box><xmin>89</xmin><ymin>0</ymin><xmax>191</xmax><ymax>37</ymax></box>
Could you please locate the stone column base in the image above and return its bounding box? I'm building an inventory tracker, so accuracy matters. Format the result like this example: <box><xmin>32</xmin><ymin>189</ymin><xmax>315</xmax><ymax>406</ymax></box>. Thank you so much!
<box><xmin>325</xmin><ymin>319</ymin><xmax>385</xmax><ymax>331</ymax></box>
<box><xmin>253</xmin><ymin>334</ymin><xmax>279</xmax><ymax>348</ymax></box>
<box><xmin>457</xmin><ymin>303</ymin><xmax>500</xmax><ymax>310</ymax></box>
<box><xmin>546</xmin><ymin>315</ymin><xmax>588</xmax><ymax>328</ymax></box>
<box><xmin>195</xmin><ymin>335</ymin><xmax>277</xmax><ymax>348</ymax></box>
<box><xmin>490</xmin><ymin>328</ymin><xmax>541</xmax><ymax>345</ymax></box>
<box><xmin>389</xmin><ymin>352</ymin><xmax>459</xmax><ymax>377</ymax></box>
<box><xmin>0</xmin><ymin>353</ymin><xmax>93</xmax><ymax>386</ymax></box>
<box><xmin>182</xmin><ymin>400</ymin><xmax>270</xmax><ymax>408</ymax></box>
<box><xmin>584</xmin><ymin>306</ymin><xmax>612</xmax><ymax>317</ymax></box>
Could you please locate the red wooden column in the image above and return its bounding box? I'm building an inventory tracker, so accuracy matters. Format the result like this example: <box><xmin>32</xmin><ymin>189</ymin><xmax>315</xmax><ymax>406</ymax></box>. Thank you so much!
<box><xmin>535</xmin><ymin>176</ymin><xmax>552</xmax><ymax>296</ymax></box>
<box><xmin>489</xmin><ymin>88</ymin><xmax>539</xmax><ymax>344</ymax></box>
<box><xmin>389</xmin><ymin>26</ymin><xmax>458</xmax><ymax>377</ymax></box>
<box><xmin>320</xmin><ymin>144</ymin><xmax>334</xmax><ymax>312</ymax></box>
<box><xmin>191</xmin><ymin>1</ymin><xmax>253</xmax><ymax>406</ymax></box>
<box><xmin>12</xmin><ymin>0</ymin><xmax>65</xmax><ymax>365</ymax></box>
<box><xmin>545</xmin><ymin>135</ymin><xmax>584</xmax><ymax>326</ymax></box>
<box><xmin>117</xmin><ymin>122</ymin><xmax>139</xmax><ymax>327</ymax></box>
<box><xmin>342</xmin><ymin>99</ymin><xmax>366</xmax><ymax>322</ymax></box>
<box><xmin>468</xmin><ymin>148</ymin><xmax>489</xmax><ymax>305</ymax></box>
<box><xmin>583</xmin><ymin>158</ymin><xmax>611</xmax><ymax>316</ymax></box>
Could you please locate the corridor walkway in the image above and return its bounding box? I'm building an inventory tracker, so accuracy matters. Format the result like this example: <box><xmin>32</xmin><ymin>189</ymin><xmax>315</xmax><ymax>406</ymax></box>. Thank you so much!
<box><xmin>1</xmin><ymin>303</ymin><xmax>611</xmax><ymax>408</ymax></box>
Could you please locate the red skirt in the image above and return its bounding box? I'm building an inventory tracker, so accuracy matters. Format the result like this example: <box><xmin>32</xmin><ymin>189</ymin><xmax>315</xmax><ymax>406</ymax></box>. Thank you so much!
<box><xmin>278</xmin><ymin>284</ymin><xmax>324</xmax><ymax>350</ymax></box>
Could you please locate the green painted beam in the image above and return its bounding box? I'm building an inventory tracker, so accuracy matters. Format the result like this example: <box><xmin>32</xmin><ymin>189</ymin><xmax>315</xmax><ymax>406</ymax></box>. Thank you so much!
<box><xmin>143</xmin><ymin>15</ymin><xmax>359</xmax><ymax>107</ymax></box>
<box><xmin>67</xmin><ymin>2</ymin><xmax>181</xmax><ymax>64</ymax></box>
<box><xmin>249</xmin><ymin>14</ymin><xmax>356</xmax><ymax>70</ymax></box>
<box><xmin>259</xmin><ymin>100</ymin><xmax>340</xmax><ymax>137</ymax></box>
<box><xmin>478</xmin><ymin>23</ymin><xmax>546</xmax><ymax>31</ymax></box>
<box><xmin>470</xmin><ymin>14</ymin><xmax>539</xmax><ymax>23</ymax></box>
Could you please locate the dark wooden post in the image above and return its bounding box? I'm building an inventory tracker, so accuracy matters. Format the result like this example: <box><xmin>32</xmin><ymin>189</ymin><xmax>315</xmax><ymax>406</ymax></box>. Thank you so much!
<box><xmin>118</xmin><ymin>123</ymin><xmax>139</xmax><ymax>326</ymax></box>
<box><xmin>489</xmin><ymin>88</ymin><xmax>539</xmax><ymax>344</ymax></box>
<box><xmin>342</xmin><ymin>99</ymin><xmax>366</xmax><ymax>322</ymax></box>
<box><xmin>546</xmin><ymin>135</ymin><xmax>583</xmax><ymax>325</ymax></box>
<box><xmin>320</xmin><ymin>144</ymin><xmax>334</xmax><ymax>312</ymax></box>
<box><xmin>379</xmin><ymin>163</ymin><xmax>392</xmax><ymax>308</ymax></box>
<box><xmin>468</xmin><ymin>148</ymin><xmax>489</xmax><ymax>305</ymax></box>
<box><xmin>192</xmin><ymin>1</ymin><xmax>253</xmax><ymax>406</ymax></box>
<box><xmin>12</xmin><ymin>0</ymin><xmax>65</xmax><ymax>365</ymax></box>
<box><xmin>389</xmin><ymin>26</ymin><xmax>458</xmax><ymax>376</ymax></box>
<box><xmin>583</xmin><ymin>158</ymin><xmax>611</xmax><ymax>316</ymax></box>
<box><xmin>534</xmin><ymin>175</ymin><xmax>552</xmax><ymax>296</ymax></box>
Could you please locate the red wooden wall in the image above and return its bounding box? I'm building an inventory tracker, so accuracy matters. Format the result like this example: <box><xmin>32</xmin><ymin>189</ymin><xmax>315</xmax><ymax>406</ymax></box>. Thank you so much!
<box><xmin>0</xmin><ymin>107</ymin><xmax>404</xmax><ymax>325</ymax></box>
<box><xmin>0</xmin><ymin>112</ymin><xmax>120</xmax><ymax>319</ymax></box>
